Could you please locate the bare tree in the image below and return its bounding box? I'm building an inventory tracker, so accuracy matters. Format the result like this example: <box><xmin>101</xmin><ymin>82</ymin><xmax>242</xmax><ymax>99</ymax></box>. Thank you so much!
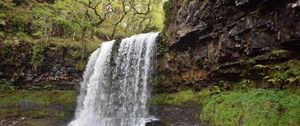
<box><xmin>75</xmin><ymin>0</ymin><xmax>162</xmax><ymax>40</ymax></box>
<box><xmin>76</xmin><ymin>0</ymin><xmax>112</xmax><ymax>26</ymax></box>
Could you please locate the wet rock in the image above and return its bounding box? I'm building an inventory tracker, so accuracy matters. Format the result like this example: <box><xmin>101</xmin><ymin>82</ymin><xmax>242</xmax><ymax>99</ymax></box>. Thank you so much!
<box><xmin>149</xmin><ymin>101</ymin><xmax>209</xmax><ymax>126</ymax></box>
<box><xmin>0</xmin><ymin>42</ymin><xmax>84</xmax><ymax>89</ymax></box>
<box><xmin>18</xmin><ymin>100</ymin><xmax>37</xmax><ymax>110</ymax></box>
<box><xmin>0</xmin><ymin>117</ymin><xmax>26</xmax><ymax>126</ymax></box>
<box><xmin>235</xmin><ymin>0</ymin><xmax>250</xmax><ymax>7</ymax></box>
<box><xmin>157</xmin><ymin>0</ymin><xmax>300</xmax><ymax>91</ymax></box>
<box><xmin>287</xmin><ymin>0</ymin><xmax>300</xmax><ymax>9</ymax></box>
<box><xmin>146</xmin><ymin>120</ymin><xmax>165</xmax><ymax>126</ymax></box>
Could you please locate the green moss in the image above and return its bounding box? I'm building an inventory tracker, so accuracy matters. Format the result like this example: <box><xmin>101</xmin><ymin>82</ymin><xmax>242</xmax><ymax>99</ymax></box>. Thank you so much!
<box><xmin>270</xmin><ymin>49</ymin><xmax>292</xmax><ymax>57</ymax></box>
<box><xmin>0</xmin><ymin>12</ymin><xmax>5</xmax><ymax>25</ymax></box>
<box><xmin>0</xmin><ymin>79</ymin><xmax>16</xmax><ymax>90</ymax></box>
<box><xmin>31</xmin><ymin>42</ymin><xmax>47</xmax><ymax>67</ymax></box>
<box><xmin>150</xmin><ymin>88</ymin><xmax>213</xmax><ymax>105</ymax></box>
<box><xmin>150</xmin><ymin>74</ymin><xmax>166</xmax><ymax>86</ymax></box>
<box><xmin>234</xmin><ymin>79</ymin><xmax>255</xmax><ymax>90</ymax></box>
<box><xmin>0</xmin><ymin>31</ymin><xmax>4</xmax><ymax>38</ymax></box>
<box><xmin>151</xmin><ymin>88</ymin><xmax>300</xmax><ymax>126</ymax></box>
<box><xmin>150</xmin><ymin>90</ymin><xmax>196</xmax><ymax>105</ymax></box>
<box><xmin>16</xmin><ymin>32</ymin><xmax>33</xmax><ymax>42</ymax></box>
<box><xmin>265</xmin><ymin>60</ymin><xmax>300</xmax><ymax>88</ymax></box>
<box><xmin>163</xmin><ymin>0</ymin><xmax>176</xmax><ymax>26</ymax></box>
<box><xmin>201</xmin><ymin>89</ymin><xmax>300</xmax><ymax>126</ymax></box>
<box><xmin>217</xmin><ymin>79</ymin><xmax>256</xmax><ymax>91</ymax></box>
<box><xmin>0</xmin><ymin>90</ymin><xmax>77</xmax><ymax>107</ymax></box>
<box><xmin>243</xmin><ymin>56</ymin><xmax>300</xmax><ymax>89</ymax></box>
<box><xmin>76</xmin><ymin>60</ymin><xmax>87</xmax><ymax>71</ymax></box>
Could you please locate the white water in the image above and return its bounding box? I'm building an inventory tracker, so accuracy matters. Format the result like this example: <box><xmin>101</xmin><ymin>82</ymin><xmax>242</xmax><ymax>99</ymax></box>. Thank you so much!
<box><xmin>68</xmin><ymin>33</ymin><xmax>159</xmax><ymax>126</ymax></box>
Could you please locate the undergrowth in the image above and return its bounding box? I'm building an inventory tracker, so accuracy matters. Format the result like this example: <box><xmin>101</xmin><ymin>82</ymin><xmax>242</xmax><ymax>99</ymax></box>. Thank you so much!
<box><xmin>201</xmin><ymin>89</ymin><xmax>300</xmax><ymax>126</ymax></box>
<box><xmin>0</xmin><ymin>90</ymin><xmax>77</xmax><ymax>107</ymax></box>
<box><xmin>150</xmin><ymin>88</ymin><xmax>300</xmax><ymax>126</ymax></box>
<box><xmin>150</xmin><ymin>88</ymin><xmax>215</xmax><ymax>105</ymax></box>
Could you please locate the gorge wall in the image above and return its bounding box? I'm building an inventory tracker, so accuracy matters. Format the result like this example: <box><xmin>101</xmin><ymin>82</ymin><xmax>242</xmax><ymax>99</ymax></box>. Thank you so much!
<box><xmin>1</xmin><ymin>0</ymin><xmax>300</xmax><ymax>92</ymax></box>
<box><xmin>0</xmin><ymin>42</ymin><xmax>87</xmax><ymax>89</ymax></box>
<box><xmin>156</xmin><ymin>0</ymin><xmax>300</xmax><ymax>92</ymax></box>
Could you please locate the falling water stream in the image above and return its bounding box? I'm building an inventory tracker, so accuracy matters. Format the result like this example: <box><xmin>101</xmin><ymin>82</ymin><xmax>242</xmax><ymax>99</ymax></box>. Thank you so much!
<box><xmin>68</xmin><ymin>33</ymin><xmax>159</xmax><ymax>126</ymax></box>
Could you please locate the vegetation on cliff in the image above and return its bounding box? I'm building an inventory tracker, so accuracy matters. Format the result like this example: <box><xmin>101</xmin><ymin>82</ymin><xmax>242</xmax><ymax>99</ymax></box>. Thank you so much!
<box><xmin>153</xmin><ymin>1</ymin><xmax>300</xmax><ymax>124</ymax></box>
<box><xmin>0</xmin><ymin>0</ymin><xmax>165</xmax><ymax>87</ymax></box>
<box><xmin>0</xmin><ymin>0</ymin><xmax>164</xmax><ymax>61</ymax></box>
<box><xmin>0</xmin><ymin>0</ymin><xmax>164</xmax><ymax>41</ymax></box>
<box><xmin>0</xmin><ymin>1</ymin><xmax>164</xmax><ymax>125</ymax></box>
<box><xmin>0</xmin><ymin>0</ymin><xmax>300</xmax><ymax>125</ymax></box>
<box><xmin>151</xmin><ymin>58</ymin><xmax>300</xmax><ymax>125</ymax></box>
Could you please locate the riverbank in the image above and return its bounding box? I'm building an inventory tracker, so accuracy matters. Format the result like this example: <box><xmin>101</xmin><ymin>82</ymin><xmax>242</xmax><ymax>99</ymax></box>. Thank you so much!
<box><xmin>150</xmin><ymin>88</ymin><xmax>300</xmax><ymax>126</ymax></box>
<box><xmin>0</xmin><ymin>89</ymin><xmax>77</xmax><ymax>126</ymax></box>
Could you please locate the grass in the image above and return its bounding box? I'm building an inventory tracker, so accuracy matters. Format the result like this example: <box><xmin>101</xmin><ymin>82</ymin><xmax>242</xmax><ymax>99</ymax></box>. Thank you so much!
<box><xmin>0</xmin><ymin>90</ymin><xmax>77</xmax><ymax>107</ymax></box>
<box><xmin>150</xmin><ymin>88</ymin><xmax>300</xmax><ymax>126</ymax></box>
<box><xmin>150</xmin><ymin>90</ymin><xmax>196</xmax><ymax>105</ymax></box>
<box><xmin>149</xmin><ymin>89</ymin><xmax>212</xmax><ymax>105</ymax></box>
<box><xmin>0</xmin><ymin>89</ymin><xmax>77</xmax><ymax>125</ymax></box>
<box><xmin>270</xmin><ymin>49</ymin><xmax>293</xmax><ymax>57</ymax></box>
<box><xmin>201</xmin><ymin>89</ymin><xmax>300</xmax><ymax>126</ymax></box>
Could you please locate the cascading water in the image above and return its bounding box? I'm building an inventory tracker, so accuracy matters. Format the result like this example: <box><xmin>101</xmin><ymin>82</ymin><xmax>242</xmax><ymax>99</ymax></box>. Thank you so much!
<box><xmin>68</xmin><ymin>32</ymin><xmax>159</xmax><ymax>126</ymax></box>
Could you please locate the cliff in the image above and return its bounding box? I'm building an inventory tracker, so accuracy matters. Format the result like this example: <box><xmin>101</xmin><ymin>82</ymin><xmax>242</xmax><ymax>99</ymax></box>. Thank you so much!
<box><xmin>0</xmin><ymin>0</ymin><xmax>102</xmax><ymax>89</ymax></box>
<box><xmin>156</xmin><ymin>0</ymin><xmax>300</xmax><ymax>92</ymax></box>
<box><xmin>0</xmin><ymin>40</ymin><xmax>89</xmax><ymax>89</ymax></box>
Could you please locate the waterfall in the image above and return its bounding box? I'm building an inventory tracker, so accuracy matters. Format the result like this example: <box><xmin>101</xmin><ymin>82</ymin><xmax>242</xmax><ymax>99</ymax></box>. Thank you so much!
<box><xmin>68</xmin><ymin>32</ymin><xmax>159</xmax><ymax>126</ymax></box>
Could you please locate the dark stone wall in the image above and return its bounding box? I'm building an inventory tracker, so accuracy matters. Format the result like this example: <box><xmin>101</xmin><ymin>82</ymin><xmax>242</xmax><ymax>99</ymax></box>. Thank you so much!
<box><xmin>0</xmin><ymin>42</ymin><xmax>87</xmax><ymax>89</ymax></box>
<box><xmin>156</xmin><ymin>0</ymin><xmax>300</xmax><ymax>92</ymax></box>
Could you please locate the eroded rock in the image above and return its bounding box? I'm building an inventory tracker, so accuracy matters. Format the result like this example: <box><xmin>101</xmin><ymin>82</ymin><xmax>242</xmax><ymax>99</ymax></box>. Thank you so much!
<box><xmin>156</xmin><ymin>0</ymin><xmax>300</xmax><ymax>92</ymax></box>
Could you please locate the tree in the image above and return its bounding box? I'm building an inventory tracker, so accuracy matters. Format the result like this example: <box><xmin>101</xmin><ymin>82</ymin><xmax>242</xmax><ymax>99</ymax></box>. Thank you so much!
<box><xmin>76</xmin><ymin>0</ymin><xmax>164</xmax><ymax>40</ymax></box>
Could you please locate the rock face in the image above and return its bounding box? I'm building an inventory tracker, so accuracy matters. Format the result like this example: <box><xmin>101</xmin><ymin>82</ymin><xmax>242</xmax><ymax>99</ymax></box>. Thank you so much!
<box><xmin>156</xmin><ymin>0</ymin><xmax>300</xmax><ymax>92</ymax></box>
<box><xmin>0</xmin><ymin>42</ymin><xmax>87</xmax><ymax>89</ymax></box>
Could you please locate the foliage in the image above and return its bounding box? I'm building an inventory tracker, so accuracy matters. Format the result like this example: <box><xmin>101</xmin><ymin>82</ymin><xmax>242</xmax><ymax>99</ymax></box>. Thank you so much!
<box><xmin>201</xmin><ymin>89</ymin><xmax>300</xmax><ymax>126</ymax></box>
<box><xmin>150</xmin><ymin>90</ymin><xmax>196</xmax><ymax>105</ymax></box>
<box><xmin>218</xmin><ymin>80</ymin><xmax>231</xmax><ymax>90</ymax></box>
<box><xmin>149</xmin><ymin>88</ymin><xmax>213</xmax><ymax>105</ymax></box>
<box><xmin>151</xmin><ymin>88</ymin><xmax>300</xmax><ymax>126</ymax></box>
<box><xmin>0</xmin><ymin>90</ymin><xmax>77</xmax><ymax>107</ymax></box>
<box><xmin>0</xmin><ymin>0</ymin><xmax>165</xmax><ymax>75</ymax></box>
<box><xmin>212</xmin><ymin>86</ymin><xmax>221</xmax><ymax>94</ymax></box>
<box><xmin>163</xmin><ymin>0</ymin><xmax>175</xmax><ymax>26</ymax></box>
<box><xmin>0</xmin><ymin>79</ymin><xmax>15</xmax><ymax>91</ymax></box>
<box><xmin>263</xmin><ymin>60</ymin><xmax>300</xmax><ymax>88</ymax></box>
<box><xmin>76</xmin><ymin>0</ymin><xmax>164</xmax><ymax>39</ymax></box>
<box><xmin>217</xmin><ymin>79</ymin><xmax>255</xmax><ymax>91</ymax></box>
<box><xmin>76</xmin><ymin>60</ymin><xmax>87</xmax><ymax>71</ymax></box>
<box><xmin>0</xmin><ymin>31</ymin><xmax>4</xmax><ymax>38</ymax></box>
<box><xmin>243</xmin><ymin>56</ymin><xmax>300</xmax><ymax>89</ymax></box>
<box><xmin>235</xmin><ymin>79</ymin><xmax>254</xmax><ymax>90</ymax></box>
<box><xmin>0</xmin><ymin>0</ymin><xmax>165</xmax><ymax>50</ymax></box>
<box><xmin>0</xmin><ymin>12</ymin><xmax>5</xmax><ymax>25</ymax></box>
<box><xmin>270</xmin><ymin>49</ymin><xmax>292</xmax><ymax>57</ymax></box>
<box><xmin>31</xmin><ymin>42</ymin><xmax>46</xmax><ymax>67</ymax></box>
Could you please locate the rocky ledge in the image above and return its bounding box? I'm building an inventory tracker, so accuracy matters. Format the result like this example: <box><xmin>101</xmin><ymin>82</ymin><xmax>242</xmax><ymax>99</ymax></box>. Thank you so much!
<box><xmin>0</xmin><ymin>41</ymin><xmax>88</xmax><ymax>89</ymax></box>
<box><xmin>155</xmin><ymin>0</ymin><xmax>300</xmax><ymax>92</ymax></box>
